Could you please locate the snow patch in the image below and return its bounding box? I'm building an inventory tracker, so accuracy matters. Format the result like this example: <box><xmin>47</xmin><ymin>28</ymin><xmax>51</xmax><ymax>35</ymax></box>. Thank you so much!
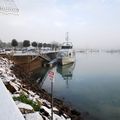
<box><xmin>24</xmin><ymin>112</ymin><xmax>43</xmax><ymax>120</ymax></box>
<box><xmin>15</xmin><ymin>101</ymin><xmax>33</xmax><ymax>110</ymax></box>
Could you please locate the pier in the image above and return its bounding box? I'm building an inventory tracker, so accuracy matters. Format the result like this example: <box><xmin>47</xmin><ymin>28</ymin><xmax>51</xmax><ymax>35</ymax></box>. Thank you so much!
<box><xmin>0</xmin><ymin>50</ymin><xmax>58</xmax><ymax>72</ymax></box>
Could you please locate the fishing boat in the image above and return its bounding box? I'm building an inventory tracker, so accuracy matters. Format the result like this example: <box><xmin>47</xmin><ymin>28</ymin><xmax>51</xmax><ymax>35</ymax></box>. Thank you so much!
<box><xmin>57</xmin><ymin>32</ymin><xmax>75</xmax><ymax>65</ymax></box>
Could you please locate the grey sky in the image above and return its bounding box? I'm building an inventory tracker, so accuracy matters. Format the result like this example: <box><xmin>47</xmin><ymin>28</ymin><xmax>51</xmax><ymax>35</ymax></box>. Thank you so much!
<box><xmin>0</xmin><ymin>0</ymin><xmax>120</xmax><ymax>49</ymax></box>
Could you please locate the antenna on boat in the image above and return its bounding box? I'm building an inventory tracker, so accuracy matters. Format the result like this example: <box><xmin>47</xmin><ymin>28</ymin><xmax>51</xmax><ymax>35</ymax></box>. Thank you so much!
<box><xmin>65</xmin><ymin>32</ymin><xmax>69</xmax><ymax>44</ymax></box>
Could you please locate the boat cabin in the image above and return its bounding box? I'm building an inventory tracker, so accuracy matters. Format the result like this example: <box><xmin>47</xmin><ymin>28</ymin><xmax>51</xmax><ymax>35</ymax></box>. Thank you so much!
<box><xmin>61</xmin><ymin>42</ymin><xmax>73</xmax><ymax>49</ymax></box>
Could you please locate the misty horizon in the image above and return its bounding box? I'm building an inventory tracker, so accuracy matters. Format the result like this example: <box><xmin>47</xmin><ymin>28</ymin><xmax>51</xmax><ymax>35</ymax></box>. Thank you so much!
<box><xmin>0</xmin><ymin>0</ymin><xmax>120</xmax><ymax>49</ymax></box>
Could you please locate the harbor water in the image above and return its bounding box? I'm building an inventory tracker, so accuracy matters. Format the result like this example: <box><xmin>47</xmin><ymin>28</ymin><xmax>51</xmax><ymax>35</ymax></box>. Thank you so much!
<box><xmin>37</xmin><ymin>52</ymin><xmax>120</xmax><ymax>120</ymax></box>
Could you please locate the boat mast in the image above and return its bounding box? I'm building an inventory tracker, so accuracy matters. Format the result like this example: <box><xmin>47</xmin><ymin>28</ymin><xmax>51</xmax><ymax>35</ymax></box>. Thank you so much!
<box><xmin>65</xmin><ymin>32</ymin><xmax>69</xmax><ymax>44</ymax></box>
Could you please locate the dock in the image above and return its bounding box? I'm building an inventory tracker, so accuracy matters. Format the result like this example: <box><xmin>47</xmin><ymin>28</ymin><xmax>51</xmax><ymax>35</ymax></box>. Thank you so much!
<box><xmin>0</xmin><ymin>50</ymin><xmax>58</xmax><ymax>72</ymax></box>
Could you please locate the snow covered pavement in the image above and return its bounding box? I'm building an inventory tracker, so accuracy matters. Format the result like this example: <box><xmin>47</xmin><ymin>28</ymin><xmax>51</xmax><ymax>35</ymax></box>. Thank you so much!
<box><xmin>0</xmin><ymin>78</ymin><xmax>25</xmax><ymax>120</ymax></box>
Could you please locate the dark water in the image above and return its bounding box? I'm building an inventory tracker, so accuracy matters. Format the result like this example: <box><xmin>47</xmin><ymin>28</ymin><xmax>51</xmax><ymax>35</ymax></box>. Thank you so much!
<box><xmin>37</xmin><ymin>52</ymin><xmax>120</xmax><ymax>120</ymax></box>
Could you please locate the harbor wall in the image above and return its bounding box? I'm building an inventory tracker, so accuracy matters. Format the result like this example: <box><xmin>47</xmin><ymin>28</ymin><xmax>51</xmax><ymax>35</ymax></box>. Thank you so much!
<box><xmin>13</xmin><ymin>56</ymin><xmax>45</xmax><ymax>72</ymax></box>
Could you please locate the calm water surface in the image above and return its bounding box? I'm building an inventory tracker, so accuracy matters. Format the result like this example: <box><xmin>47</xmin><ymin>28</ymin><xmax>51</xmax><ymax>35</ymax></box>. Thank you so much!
<box><xmin>41</xmin><ymin>52</ymin><xmax>120</xmax><ymax>120</ymax></box>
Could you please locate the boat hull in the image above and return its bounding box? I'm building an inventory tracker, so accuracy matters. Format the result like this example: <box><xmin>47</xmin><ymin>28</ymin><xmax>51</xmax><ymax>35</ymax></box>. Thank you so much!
<box><xmin>58</xmin><ymin>56</ymin><xmax>75</xmax><ymax>65</ymax></box>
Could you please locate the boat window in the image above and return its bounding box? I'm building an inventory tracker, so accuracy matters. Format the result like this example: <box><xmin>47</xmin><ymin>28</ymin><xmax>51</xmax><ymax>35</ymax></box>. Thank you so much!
<box><xmin>61</xmin><ymin>46</ymin><xmax>72</xmax><ymax>49</ymax></box>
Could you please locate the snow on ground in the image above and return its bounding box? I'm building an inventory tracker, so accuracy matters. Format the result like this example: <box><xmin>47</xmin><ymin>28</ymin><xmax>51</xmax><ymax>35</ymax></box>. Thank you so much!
<box><xmin>0</xmin><ymin>78</ymin><xmax>25</xmax><ymax>120</ymax></box>
<box><xmin>0</xmin><ymin>58</ymin><xmax>15</xmax><ymax>82</ymax></box>
<box><xmin>0</xmin><ymin>57</ymin><xmax>71</xmax><ymax>120</ymax></box>
<box><xmin>24</xmin><ymin>112</ymin><xmax>43</xmax><ymax>120</ymax></box>
<box><xmin>9</xmin><ymin>81</ymin><xmax>19</xmax><ymax>91</ymax></box>
<box><xmin>13</xmin><ymin>50</ymin><xmax>58</xmax><ymax>56</ymax></box>
<box><xmin>15</xmin><ymin>101</ymin><xmax>33</xmax><ymax>111</ymax></box>
<box><xmin>41</xmin><ymin>106</ymin><xmax>70</xmax><ymax>120</ymax></box>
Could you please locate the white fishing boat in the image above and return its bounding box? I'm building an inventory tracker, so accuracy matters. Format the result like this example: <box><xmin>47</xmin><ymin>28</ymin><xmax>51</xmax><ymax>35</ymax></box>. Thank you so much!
<box><xmin>57</xmin><ymin>32</ymin><xmax>75</xmax><ymax>65</ymax></box>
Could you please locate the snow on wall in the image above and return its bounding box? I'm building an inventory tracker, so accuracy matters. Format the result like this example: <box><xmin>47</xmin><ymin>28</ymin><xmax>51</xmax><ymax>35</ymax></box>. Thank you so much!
<box><xmin>0</xmin><ymin>78</ymin><xmax>25</xmax><ymax>120</ymax></box>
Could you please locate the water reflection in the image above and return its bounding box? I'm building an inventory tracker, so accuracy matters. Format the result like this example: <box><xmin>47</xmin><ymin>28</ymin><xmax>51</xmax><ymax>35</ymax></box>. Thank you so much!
<box><xmin>32</xmin><ymin>53</ymin><xmax>120</xmax><ymax>120</ymax></box>
<box><xmin>30</xmin><ymin>62</ymin><xmax>76</xmax><ymax>89</ymax></box>
<box><xmin>30</xmin><ymin>67</ymin><xmax>49</xmax><ymax>87</ymax></box>
<box><xmin>57</xmin><ymin>63</ymin><xmax>75</xmax><ymax>88</ymax></box>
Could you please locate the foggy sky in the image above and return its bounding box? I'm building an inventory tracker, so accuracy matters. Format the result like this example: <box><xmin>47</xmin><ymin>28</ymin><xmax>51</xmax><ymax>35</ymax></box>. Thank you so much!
<box><xmin>0</xmin><ymin>0</ymin><xmax>120</xmax><ymax>49</ymax></box>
